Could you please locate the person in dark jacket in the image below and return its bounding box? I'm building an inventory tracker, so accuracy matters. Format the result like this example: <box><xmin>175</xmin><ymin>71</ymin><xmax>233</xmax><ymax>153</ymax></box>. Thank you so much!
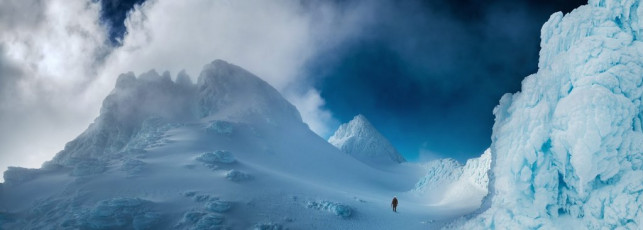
<box><xmin>391</xmin><ymin>196</ymin><xmax>398</xmax><ymax>212</ymax></box>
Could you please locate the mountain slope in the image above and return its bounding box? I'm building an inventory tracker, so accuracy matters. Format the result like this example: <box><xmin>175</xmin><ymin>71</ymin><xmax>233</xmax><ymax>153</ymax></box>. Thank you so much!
<box><xmin>0</xmin><ymin>60</ymin><xmax>465</xmax><ymax>229</ymax></box>
<box><xmin>328</xmin><ymin>114</ymin><xmax>406</xmax><ymax>166</ymax></box>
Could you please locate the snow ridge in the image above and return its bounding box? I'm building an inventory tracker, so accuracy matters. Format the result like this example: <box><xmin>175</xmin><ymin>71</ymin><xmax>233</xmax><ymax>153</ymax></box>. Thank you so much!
<box><xmin>197</xmin><ymin>60</ymin><xmax>302</xmax><ymax>125</ymax></box>
<box><xmin>461</xmin><ymin>149</ymin><xmax>491</xmax><ymax>191</ymax></box>
<box><xmin>328</xmin><ymin>114</ymin><xmax>405</xmax><ymax>166</ymax></box>
<box><xmin>414</xmin><ymin>149</ymin><xmax>490</xmax><ymax>206</ymax></box>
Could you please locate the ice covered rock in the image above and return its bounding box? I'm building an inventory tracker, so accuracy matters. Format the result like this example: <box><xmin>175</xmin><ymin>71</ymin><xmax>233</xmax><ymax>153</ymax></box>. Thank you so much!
<box><xmin>182</xmin><ymin>191</ymin><xmax>216</xmax><ymax>203</ymax></box>
<box><xmin>253</xmin><ymin>222</ymin><xmax>283</xmax><ymax>230</ymax></box>
<box><xmin>460</xmin><ymin>1</ymin><xmax>643</xmax><ymax>228</ymax></box>
<box><xmin>306</xmin><ymin>200</ymin><xmax>353</xmax><ymax>218</ymax></box>
<box><xmin>414</xmin><ymin>150</ymin><xmax>491</xmax><ymax>206</ymax></box>
<box><xmin>193</xmin><ymin>214</ymin><xmax>225</xmax><ymax>230</ymax></box>
<box><xmin>461</xmin><ymin>149</ymin><xmax>491</xmax><ymax>191</ymax></box>
<box><xmin>224</xmin><ymin>169</ymin><xmax>252</xmax><ymax>182</ymax></box>
<box><xmin>196</xmin><ymin>151</ymin><xmax>235</xmax><ymax>164</ymax></box>
<box><xmin>124</xmin><ymin>117</ymin><xmax>182</xmax><ymax>151</ymax></box>
<box><xmin>414</xmin><ymin>158</ymin><xmax>463</xmax><ymax>194</ymax></box>
<box><xmin>178</xmin><ymin>211</ymin><xmax>207</xmax><ymax>226</ymax></box>
<box><xmin>45</xmin><ymin>70</ymin><xmax>195</xmax><ymax>168</ymax></box>
<box><xmin>328</xmin><ymin>114</ymin><xmax>405</xmax><ymax>166</ymax></box>
<box><xmin>206</xmin><ymin>120</ymin><xmax>234</xmax><ymax>135</ymax></box>
<box><xmin>177</xmin><ymin>211</ymin><xmax>225</xmax><ymax>230</ymax></box>
<box><xmin>85</xmin><ymin>197</ymin><xmax>160</xmax><ymax>229</ymax></box>
<box><xmin>205</xmin><ymin>200</ymin><xmax>232</xmax><ymax>213</ymax></box>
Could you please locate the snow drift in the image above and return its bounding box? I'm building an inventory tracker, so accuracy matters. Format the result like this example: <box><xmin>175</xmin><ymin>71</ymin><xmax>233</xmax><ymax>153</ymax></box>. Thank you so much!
<box><xmin>457</xmin><ymin>0</ymin><xmax>643</xmax><ymax>228</ymax></box>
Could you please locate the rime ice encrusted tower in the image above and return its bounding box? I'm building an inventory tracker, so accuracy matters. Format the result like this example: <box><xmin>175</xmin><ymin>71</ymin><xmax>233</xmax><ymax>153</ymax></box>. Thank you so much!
<box><xmin>460</xmin><ymin>0</ymin><xmax>643</xmax><ymax>228</ymax></box>
<box><xmin>329</xmin><ymin>115</ymin><xmax>406</xmax><ymax>166</ymax></box>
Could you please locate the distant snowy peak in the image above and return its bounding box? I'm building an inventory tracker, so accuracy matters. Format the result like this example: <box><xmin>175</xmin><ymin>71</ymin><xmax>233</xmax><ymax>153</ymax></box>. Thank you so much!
<box><xmin>329</xmin><ymin>115</ymin><xmax>405</xmax><ymax>166</ymax></box>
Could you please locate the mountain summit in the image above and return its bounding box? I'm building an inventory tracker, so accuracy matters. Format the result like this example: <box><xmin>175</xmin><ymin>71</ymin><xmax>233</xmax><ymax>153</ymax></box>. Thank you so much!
<box><xmin>45</xmin><ymin>60</ymin><xmax>304</xmax><ymax>168</ymax></box>
<box><xmin>328</xmin><ymin>115</ymin><xmax>406</xmax><ymax>166</ymax></box>
<box><xmin>197</xmin><ymin>60</ymin><xmax>302</xmax><ymax>125</ymax></box>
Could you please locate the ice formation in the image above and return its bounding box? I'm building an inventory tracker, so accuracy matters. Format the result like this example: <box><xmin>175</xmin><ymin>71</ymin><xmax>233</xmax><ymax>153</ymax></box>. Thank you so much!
<box><xmin>196</xmin><ymin>151</ymin><xmax>236</xmax><ymax>164</ymax></box>
<box><xmin>415</xmin><ymin>149</ymin><xmax>490</xmax><ymax>194</ymax></box>
<box><xmin>305</xmin><ymin>200</ymin><xmax>353</xmax><ymax>218</ymax></box>
<box><xmin>328</xmin><ymin>114</ymin><xmax>406</xmax><ymax>166</ymax></box>
<box><xmin>224</xmin><ymin>169</ymin><xmax>252</xmax><ymax>182</ymax></box>
<box><xmin>205</xmin><ymin>200</ymin><xmax>232</xmax><ymax>213</ymax></box>
<box><xmin>459</xmin><ymin>0</ymin><xmax>643</xmax><ymax>228</ymax></box>
<box><xmin>414</xmin><ymin>149</ymin><xmax>491</xmax><ymax>208</ymax></box>
<box><xmin>461</xmin><ymin>149</ymin><xmax>492</xmax><ymax>191</ymax></box>
<box><xmin>414</xmin><ymin>158</ymin><xmax>464</xmax><ymax>194</ymax></box>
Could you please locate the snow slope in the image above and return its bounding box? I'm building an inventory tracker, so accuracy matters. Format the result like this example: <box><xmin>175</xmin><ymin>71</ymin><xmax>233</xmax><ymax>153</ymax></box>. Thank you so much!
<box><xmin>329</xmin><ymin>114</ymin><xmax>406</xmax><ymax>166</ymax></box>
<box><xmin>413</xmin><ymin>149</ymin><xmax>490</xmax><ymax>212</ymax></box>
<box><xmin>0</xmin><ymin>60</ymin><xmax>473</xmax><ymax>229</ymax></box>
<box><xmin>455</xmin><ymin>0</ymin><xmax>643</xmax><ymax>228</ymax></box>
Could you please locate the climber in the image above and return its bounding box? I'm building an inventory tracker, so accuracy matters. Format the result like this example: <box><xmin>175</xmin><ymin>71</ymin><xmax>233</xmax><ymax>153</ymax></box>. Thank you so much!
<box><xmin>391</xmin><ymin>196</ymin><xmax>398</xmax><ymax>212</ymax></box>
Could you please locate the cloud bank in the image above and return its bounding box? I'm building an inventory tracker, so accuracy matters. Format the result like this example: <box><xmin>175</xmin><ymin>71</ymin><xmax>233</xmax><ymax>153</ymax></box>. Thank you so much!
<box><xmin>0</xmin><ymin>0</ymin><xmax>109</xmax><ymax>176</ymax></box>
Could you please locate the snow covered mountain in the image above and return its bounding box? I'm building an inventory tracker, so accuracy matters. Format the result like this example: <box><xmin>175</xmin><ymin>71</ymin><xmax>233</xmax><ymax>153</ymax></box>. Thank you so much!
<box><xmin>0</xmin><ymin>60</ymin><xmax>466</xmax><ymax>229</ymax></box>
<box><xmin>41</xmin><ymin>60</ymin><xmax>304</xmax><ymax>170</ymax></box>
<box><xmin>328</xmin><ymin>114</ymin><xmax>406</xmax><ymax>166</ymax></box>
<box><xmin>413</xmin><ymin>149</ymin><xmax>490</xmax><ymax>210</ymax></box>
<box><xmin>453</xmin><ymin>0</ymin><xmax>643</xmax><ymax>228</ymax></box>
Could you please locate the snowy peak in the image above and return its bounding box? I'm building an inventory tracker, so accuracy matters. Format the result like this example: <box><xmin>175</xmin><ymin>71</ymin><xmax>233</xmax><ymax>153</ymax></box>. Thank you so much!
<box><xmin>329</xmin><ymin>115</ymin><xmax>405</xmax><ymax>166</ymax></box>
<box><xmin>48</xmin><ymin>70</ymin><xmax>196</xmax><ymax>167</ymax></box>
<box><xmin>197</xmin><ymin>60</ymin><xmax>302</xmax><ymax>125</ymax></box>
<box><xmin>45</xmin><ymin>60</ymin><xmax>304</xmax><ymax>168</ymax></box>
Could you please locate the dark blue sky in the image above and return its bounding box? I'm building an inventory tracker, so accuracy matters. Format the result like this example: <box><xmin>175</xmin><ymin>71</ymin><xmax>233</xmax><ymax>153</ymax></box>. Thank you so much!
<box><xmin>100</xmin><ymin>0</ymin><xmax>586</xmax><ymax>162</ymax></box>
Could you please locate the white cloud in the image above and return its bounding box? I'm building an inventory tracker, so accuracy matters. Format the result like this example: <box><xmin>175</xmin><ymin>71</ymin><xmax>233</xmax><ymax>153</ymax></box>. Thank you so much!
<box><xmin>98</xmin><ymin>0</ymin><xmax>372</xmax><ymax>137</ymax></box>
<box><xmin>0</xmin><ymin>0</ymin><xmax>374</xmax><ymax>180</ymax></box>
<box><xmin>285</xmin><ymin>89</ymin><xmax>339</xmax><ymax>138</ymax></box>
<box><xmin>0</xmin><ymin>0</ymin><xmax>109</xmax><ymax>177</ymax></box>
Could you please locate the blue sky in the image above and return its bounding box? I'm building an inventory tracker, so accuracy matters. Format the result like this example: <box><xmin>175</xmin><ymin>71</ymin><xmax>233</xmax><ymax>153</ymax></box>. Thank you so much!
<box><xmin>303</xmin><ymin>0</ymin><xmax>586</xmax><ymax>161</ymax></box>
<box><xmin>98</xmin><ymin>0</ymin><xmax>585</xmax><ymax>162</ymax></box>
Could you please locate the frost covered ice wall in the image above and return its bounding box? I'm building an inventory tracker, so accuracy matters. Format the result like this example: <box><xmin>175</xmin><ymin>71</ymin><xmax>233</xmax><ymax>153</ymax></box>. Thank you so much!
<box><xmin>414</xmin><ymin>149</ymin><xmax>490</xmax><ymax>208</ymax></box>
<box><xmin>460</xmin><ymin>0</ymin><xmax>643</xmax><ymax>228</ymax></box>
